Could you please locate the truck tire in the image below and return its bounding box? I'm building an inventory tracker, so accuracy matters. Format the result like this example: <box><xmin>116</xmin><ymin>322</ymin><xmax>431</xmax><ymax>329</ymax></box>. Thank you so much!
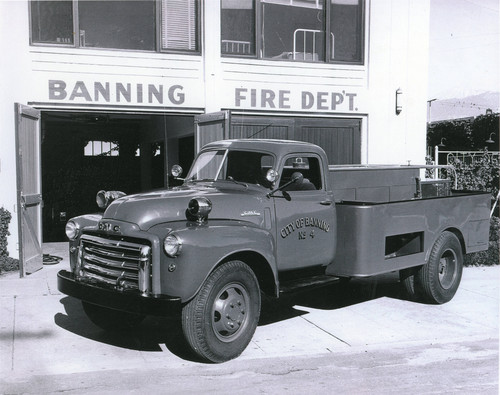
<box><xmin>181</xmin><ymin>260</ymin><xmax>261</xmax><ymax>363</ymax></box>
<box><xmin>82</xmin><ymin>301</ymin><xmax>145</xmax><ymax>331</ymax></box>
<box><xmin>399</xmin><ymin>268</ymin><xmax>418</xmax><ymax>301</ymax></box>
<box><xmin>415</xmin><ymin>231</ymin><xmax>463</xmax><ymax>304</ymax></box>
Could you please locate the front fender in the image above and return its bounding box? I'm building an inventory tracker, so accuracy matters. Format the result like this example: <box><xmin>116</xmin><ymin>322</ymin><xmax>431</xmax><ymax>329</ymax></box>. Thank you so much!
<box><xmin>153</xmin><ymin>221</ymin><xmax>277</xmax><ymax>303</ymax></box>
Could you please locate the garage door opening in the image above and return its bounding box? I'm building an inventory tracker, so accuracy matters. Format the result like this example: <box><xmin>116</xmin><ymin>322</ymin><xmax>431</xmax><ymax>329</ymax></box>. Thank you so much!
<box><xmin>41</xmin><ymin>111</ymin><xmax>194</xmax><ymax>242</ymax></box>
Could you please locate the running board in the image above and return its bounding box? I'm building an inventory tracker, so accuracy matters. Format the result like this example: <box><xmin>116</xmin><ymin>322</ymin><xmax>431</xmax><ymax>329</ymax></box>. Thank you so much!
<box><xmin>279</xmin><ymin>274</ymin><xmax>340</xmax><ymax>294</ymax></box>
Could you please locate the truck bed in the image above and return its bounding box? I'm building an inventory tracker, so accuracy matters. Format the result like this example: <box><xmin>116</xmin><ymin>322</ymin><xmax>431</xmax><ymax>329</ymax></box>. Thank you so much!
<box><xmin>326</xmin><ymin>190</ymin><xmax>491</xmax><ymax>277</ymax></box>
<box><xmin>329</xmin><ymin>164</ymin><xmax>453</xmax><ymax>202</ymax></box>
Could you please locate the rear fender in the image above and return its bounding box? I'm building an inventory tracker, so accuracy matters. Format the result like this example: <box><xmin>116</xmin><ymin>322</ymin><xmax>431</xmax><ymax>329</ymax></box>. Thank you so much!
<box><xmin>424</xmin><ymin>227</ymin><xmax>466</xmax><ymax>264</ymax></box>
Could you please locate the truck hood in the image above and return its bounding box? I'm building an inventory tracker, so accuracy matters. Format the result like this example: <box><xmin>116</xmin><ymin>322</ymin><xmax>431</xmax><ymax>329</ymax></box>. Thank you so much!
<box><xmin>102</xmin><ymin>183</ymin><xmax>271</xmax><ymax>230</ymax></box>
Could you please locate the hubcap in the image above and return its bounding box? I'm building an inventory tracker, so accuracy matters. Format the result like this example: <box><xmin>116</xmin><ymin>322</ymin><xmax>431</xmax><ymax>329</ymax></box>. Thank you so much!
<box><xmin>438</xmin><ymin>248</ymin><xmax>458</xmax><ymax>289</ymax></box>
<box><xmin>212</xmin><ymin>283</ymin><xmax>249</xmax><ymax>342</ymax></box>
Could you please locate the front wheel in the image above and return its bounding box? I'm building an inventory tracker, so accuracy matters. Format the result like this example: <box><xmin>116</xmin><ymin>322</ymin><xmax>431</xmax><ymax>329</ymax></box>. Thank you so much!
<box><xmin>181</xmin><ymin>260</ymin><xmax>261</xmax><ymax>363</ymax></box>
<box><xmin>415</xmin><ymin>231</ymin><xmax>463</xmax><ymax>304</ymax></box>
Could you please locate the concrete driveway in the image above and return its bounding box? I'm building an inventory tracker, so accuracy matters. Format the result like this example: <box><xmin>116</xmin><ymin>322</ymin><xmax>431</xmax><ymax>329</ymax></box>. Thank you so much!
<box><xmin>0</xmin><ymin>243</ymin><xmax>498</xmax><ymax>393</ymax></box>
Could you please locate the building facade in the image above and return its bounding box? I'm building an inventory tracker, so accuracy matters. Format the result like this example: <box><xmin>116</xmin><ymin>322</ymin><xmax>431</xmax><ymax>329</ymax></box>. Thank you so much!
<box><xmin>0</xmin><ymin>0</ymin><xmax>430</xmax><ymax>264</ymax></box>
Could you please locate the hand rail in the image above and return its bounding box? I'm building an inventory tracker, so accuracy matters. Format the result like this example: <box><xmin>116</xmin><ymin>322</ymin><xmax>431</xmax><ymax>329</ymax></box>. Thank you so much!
<box><xmin>293</xmin><ymin>29</ymin><xmax>321</xmax><ymax>60</ymax></box>
<box><xmin>222</xmin><ymin>40</ymin><xmax>252</xmax><ymax>55</ymax></box>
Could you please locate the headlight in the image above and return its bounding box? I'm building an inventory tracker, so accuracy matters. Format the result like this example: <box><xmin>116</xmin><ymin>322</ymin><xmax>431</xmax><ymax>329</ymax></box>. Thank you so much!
<box><xmin>65</xmin><ymin>221</ymin><xmax>80</xmax><ymax>241</ymax></box>
<box><xmin>187</xmin><ymin>197</ymin><xmax>212</xmax><ymax>223</ymax></box>
<box><xmin>164</xmin><ymin>233</ymin><xmax>182</xmax><ymax>257</ymax></box>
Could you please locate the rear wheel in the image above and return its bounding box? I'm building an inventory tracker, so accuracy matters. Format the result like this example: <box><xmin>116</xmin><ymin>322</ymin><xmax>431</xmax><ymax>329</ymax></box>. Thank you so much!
<box><xmin>415</xmin><ymin>231</ymin><xmax>463</xmax><ymax>304</ymax></box>
<box><xmin>82</xmin><ymin>301</ymin><xmax>145</xmax><ymax>331</ymax></box>
<box><xmin>181</xmin><ymin>260</ymin><xmax>261</xmax><ymax>363</ymax></box>
<box><xmin>399</xmin><ymin>267</ymin><xmax>420</xmax><ymax>301</ymax></box>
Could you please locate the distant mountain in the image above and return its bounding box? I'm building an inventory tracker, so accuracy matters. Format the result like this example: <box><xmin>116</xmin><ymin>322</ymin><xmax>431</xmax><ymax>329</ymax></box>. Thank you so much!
<box><xmin>428</xmin><ymin>91</ymin><xmax>500</xmax><ymax>123</ymax></box>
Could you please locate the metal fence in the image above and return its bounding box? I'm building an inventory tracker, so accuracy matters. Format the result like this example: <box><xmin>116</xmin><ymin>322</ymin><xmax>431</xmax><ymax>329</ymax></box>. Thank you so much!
<box><xmin>434</xmin><ymin>148</ymin><xmax>500</xmax><ymax>166</ymax></box>
<box><xmin>430</xmin><ymin>147</ymin><xmax>500</xmax><ymax>217</ymax></box>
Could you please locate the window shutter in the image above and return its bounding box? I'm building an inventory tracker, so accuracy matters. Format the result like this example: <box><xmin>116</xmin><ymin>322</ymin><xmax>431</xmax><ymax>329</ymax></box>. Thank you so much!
<box><xmin>161</xmin><ymin>0</ymin><xmax>197</xmax><ymax>51</ymax></box>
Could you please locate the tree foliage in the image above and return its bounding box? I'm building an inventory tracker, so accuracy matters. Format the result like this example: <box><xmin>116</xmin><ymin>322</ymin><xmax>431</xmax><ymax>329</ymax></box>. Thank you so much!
<box><xmin>428</xmin><ymin>114</ymin><xmax>499</xmax><ymax>266</ymax></box>
<box><xmin>448</xmin><ymin>150</ymin><xmax>499</xmax><ymax>198</ymax></box>
<box><xmin>427</xmin><ymin>113</ymin><xmax>499</xmax><ymax>151</ymax></box>
<box><xmin>0</xmin><ymin>208</ymin><xmax>19</xmax><ymax>274</ymax></box>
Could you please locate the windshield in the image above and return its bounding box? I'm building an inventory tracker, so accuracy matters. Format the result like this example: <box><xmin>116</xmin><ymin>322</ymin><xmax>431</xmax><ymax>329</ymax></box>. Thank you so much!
<box><xmin>186</xmin><ymin>149</ymin><xmax>275</xmax><ymax>188</ymax></box>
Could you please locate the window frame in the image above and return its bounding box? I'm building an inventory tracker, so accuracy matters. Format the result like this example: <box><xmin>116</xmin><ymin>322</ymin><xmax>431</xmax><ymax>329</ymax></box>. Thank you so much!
<box><xmin>29</xmin><ymin>0</ymin><xmax>202</xmax><ymax>55</ymax></box>
<box><xmin>221</xmin><ymin>0</ymin><xmax>365</xmax><ymax>65</ymax></box>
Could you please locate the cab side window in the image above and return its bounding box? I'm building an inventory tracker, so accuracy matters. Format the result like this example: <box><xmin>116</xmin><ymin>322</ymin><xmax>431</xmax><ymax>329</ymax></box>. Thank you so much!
<box><xmin>226</xmin><ymin>151</ymin><xmax>274</xmax><ymax>188</ymax></box>
<box><xmin>280</xmin><ymin>156</ymin><xmax>322</xmax><ymax>191</ymax></box>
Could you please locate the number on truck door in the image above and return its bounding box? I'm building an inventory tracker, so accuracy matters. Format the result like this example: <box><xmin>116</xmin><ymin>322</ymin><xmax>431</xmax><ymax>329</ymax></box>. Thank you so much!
<box><xmin>273</xmin><ymin>155</ymin><xmax>335</xmax><ymax>270</ymax></box>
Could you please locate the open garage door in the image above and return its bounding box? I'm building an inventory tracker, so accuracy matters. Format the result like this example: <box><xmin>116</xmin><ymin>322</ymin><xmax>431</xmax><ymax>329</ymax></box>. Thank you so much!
<box><xmin>194</xmin><ymin>111</ymin><xmax>230</xmax><ymax>153</ymax></box>
<box><xmin>15</xmin><ymin>103</ymin><xmax>43</xmax><ymax>276</ymax></box>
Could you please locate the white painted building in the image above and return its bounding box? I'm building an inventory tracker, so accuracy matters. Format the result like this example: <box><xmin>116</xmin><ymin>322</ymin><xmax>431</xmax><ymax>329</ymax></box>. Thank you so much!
<box><xmin>0</xmin><ymin>0</ymin><xmax>430</xmax><ymax>269</ymax></box>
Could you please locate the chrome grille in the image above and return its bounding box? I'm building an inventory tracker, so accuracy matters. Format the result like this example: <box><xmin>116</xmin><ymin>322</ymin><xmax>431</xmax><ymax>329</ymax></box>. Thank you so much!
<box><xmin>78</xmin><ymin>234</ymin><xmax>151</xmax><ymax>292</ymax></box>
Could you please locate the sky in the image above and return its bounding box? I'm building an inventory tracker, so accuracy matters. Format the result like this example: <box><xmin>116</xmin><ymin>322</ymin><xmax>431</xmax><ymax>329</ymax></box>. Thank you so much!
<box><xmin>428</xmin><ymin>0</ymin><xmax>500</xmax><ymax>100</ymax></box>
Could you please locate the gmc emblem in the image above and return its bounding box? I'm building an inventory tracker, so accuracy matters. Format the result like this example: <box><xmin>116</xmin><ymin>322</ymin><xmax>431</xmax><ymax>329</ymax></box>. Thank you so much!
<box><xmin>98</xmin><ymin>222</ymin><xmax>120</xmax><ymax>233</ymax></box>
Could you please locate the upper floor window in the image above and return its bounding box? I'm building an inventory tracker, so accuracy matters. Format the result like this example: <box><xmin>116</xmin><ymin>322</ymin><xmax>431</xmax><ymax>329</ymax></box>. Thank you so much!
<box><xmin>221</xmin><ymin>0</ymin><xmax>364</xmax><ymax>64</ymax></box>
<box><xmin>162</xmin><ymin>0</ymin><xmax>199</xmax><ymax>51</ymax></box>
<box><xmin>30</xmin><ymin>0</ymin><xmax>200</xmax><ymax>53</ymax></box>
<box><xmin>78</xmin><ymin>1</ymin><xmax>156</xmax><ymax>51</ymax></box>
<box><xmin>221</xmin><ymin>0</ymin><xmax>256</xmax><ymax>56</ymax></box>
<box><xmin>31</xmin><ymin>0</ymin><xmax>74</xmax><ymax>45</ymax></box>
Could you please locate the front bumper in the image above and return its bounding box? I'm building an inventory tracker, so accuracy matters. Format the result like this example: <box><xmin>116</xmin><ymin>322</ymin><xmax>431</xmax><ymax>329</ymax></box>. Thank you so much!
<box><xmin>57</xmin><ymin>270</ymin><xmax>181</xmax><ymax>316</ymax></box>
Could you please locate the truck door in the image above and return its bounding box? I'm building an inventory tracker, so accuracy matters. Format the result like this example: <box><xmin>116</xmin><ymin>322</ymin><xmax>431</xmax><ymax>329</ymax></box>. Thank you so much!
<box><xmin>274</xmin><ymin>154</ymin><xmax>336</xmax><ymax>270</ymax></box>
<box><xmin>15</xmin><ymin>103</ymin><xmax>43</xmax><ymax>276</ymax></box>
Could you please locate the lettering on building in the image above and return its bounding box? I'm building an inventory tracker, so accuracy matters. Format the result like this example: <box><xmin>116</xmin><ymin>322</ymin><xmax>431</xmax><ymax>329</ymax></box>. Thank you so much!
<box><xmin>48</xmin><ymin>80</ymin><xmax>185</xmax><ymax>105</ymax></box>
<box><xmin>235</xmin><ymin>88</ymin><xmax>358</xmax><ymax>112</ymax></box>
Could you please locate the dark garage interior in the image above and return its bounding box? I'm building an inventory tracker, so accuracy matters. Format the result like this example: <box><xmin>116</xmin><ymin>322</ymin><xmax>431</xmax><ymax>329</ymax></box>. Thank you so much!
<box><xmin>41</xmin><ymin>111</ymin><xmax>194</xmax><ymax>242</ymax></box>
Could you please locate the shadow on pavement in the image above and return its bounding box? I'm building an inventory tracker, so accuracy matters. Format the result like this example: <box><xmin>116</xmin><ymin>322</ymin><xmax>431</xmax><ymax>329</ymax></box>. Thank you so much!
<box><xmin>54</xmin><ymin>273</ymin><xmax>406</xmax><ymax>361</ymax></box>
<box><xmin>260</xmin><ymin>273</ymin><xmax>404</xmax><ymax>325</ymax></box>
<box><xmin>54</xmin><ymin>296</ymin><xmax>201</xmax><ymax>362</ymax></box>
